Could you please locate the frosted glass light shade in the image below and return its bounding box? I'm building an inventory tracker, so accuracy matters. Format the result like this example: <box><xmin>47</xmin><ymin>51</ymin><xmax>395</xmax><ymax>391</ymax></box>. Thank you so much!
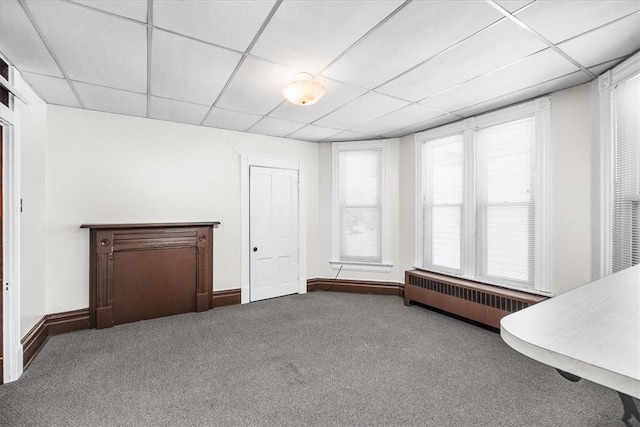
<box><xmin>282</xmin><ymin>73</ymin><xmax>325</xmax><ymax>106</ymax></box>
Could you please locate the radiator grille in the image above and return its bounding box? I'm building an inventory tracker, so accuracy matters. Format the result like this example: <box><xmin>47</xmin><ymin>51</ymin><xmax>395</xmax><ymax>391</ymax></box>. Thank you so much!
<box><xmin>408</xmin><ymin>274</ymin><xmax>528</xmax><ymax>313</ymax></box>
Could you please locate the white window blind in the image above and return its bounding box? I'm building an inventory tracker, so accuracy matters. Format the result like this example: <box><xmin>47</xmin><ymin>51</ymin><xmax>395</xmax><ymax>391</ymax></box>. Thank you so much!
<box><xmin>416</xmin><ymin>97</ymin><xmax>550</xmax><ymax>292</ymax></box>
<box><xmin>338</xmin><ymin>148</ymin><xmax>382</xmax><ymax>263</ymax></box>
<box><xmin>423</xmin><ymin>134</ymin><xmax>464</xmax><ymax>273</ymax></box>
<box><xmin>611</xmin><ymin>73</ymin><xmax>640</xmax><ymax>273</ymax></box>
<box><xmin>476</xmin><ymin>118</ymin><xmax>535</xmax><ymax>286</ymax></box>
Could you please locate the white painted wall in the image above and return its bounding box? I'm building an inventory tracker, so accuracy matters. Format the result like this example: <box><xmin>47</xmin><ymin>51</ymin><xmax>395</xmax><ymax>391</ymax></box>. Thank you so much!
<box><xmin>44</xmin><ymin>106</ymin><xmax>319</xmax><ymax>313</ymax></box>
<box><xmin>550</xmin><ymin>81</ymin><xmax>600</xmax><ymax>294</ymax></box>
<box><xmin>15</xmin><ymin>72</ymin><xmax>48</xmax><ymax>336</ymax></box>
<box><xmin>398</xmin><ymin>134</ymin><xmax>416</xmax><ymax>275</ymax></box>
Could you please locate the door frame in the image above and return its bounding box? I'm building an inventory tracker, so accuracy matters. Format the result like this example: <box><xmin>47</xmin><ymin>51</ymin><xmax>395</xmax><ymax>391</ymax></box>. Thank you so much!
<box><xmin>241</xmin><ymin>157</ymin><xmax>306</xmax><ymax>304</ymax></box>
<box><xmin>0</xmin><ymin>102</ymin><xmax>22</xmax><ymax>383</ymax></box>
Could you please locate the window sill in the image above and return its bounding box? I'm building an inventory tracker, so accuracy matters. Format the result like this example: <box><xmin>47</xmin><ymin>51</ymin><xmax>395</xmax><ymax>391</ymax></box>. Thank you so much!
<box><xmin>330</xmin><ymin>261</ymin><xmax>393</xmax><ymax>273</ymax></box>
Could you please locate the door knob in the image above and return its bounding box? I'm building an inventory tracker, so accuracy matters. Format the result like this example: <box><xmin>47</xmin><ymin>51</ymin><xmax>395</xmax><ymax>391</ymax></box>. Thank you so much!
<box><xmin>253</xmin><ymin>247</ymin><xmax>258</xmax><ymax>252</ymax></box>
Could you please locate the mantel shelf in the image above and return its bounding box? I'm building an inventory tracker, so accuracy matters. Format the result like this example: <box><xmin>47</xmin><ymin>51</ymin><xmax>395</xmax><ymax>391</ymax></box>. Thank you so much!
<box><xmin>81</xmin><ymin>221</ymin><xmax>220</xmax><ymax>230</ymax></box>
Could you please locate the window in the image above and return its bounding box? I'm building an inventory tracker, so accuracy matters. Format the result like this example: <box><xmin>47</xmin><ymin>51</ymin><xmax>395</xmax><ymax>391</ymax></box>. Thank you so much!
<box><xmin>601</xmin><ymin>52</ymin><xmax>640</xmax><ymax>275</ymax></box>
<box><xmin>416</xmin><ymin>98</ymin><xmax>550</xmax><ymax>292</ymax></box>
<box><xmin>332</xmin><ymin>141</ymin><xmax>391</xmax><ymax>271</ymax></box>
<box><xmin>423</xmin><ymin>134</ymin><xmax>464</xmax><ymax>274</ymax></box>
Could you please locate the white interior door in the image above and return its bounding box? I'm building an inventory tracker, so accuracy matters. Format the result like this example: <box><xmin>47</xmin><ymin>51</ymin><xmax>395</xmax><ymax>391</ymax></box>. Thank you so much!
<box><xmin>250</xmin><ymin>166</ymin><xmax>299</xmax><ymax>302</ymax></box>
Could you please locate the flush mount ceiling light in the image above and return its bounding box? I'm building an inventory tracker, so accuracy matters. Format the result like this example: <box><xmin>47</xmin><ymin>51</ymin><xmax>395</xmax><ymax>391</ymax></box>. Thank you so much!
<box><xmin>282</xmin><ymin>73</ymin><xmax>326</xmax><ymax>106</ymax></box>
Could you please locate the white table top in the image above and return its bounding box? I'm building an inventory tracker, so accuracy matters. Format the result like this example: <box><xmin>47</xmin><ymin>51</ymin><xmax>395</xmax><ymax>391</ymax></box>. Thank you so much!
<box><xmin>501</xmin><ymin>264</ymin><xmax>640</xmax><ymax>398</ymax></box>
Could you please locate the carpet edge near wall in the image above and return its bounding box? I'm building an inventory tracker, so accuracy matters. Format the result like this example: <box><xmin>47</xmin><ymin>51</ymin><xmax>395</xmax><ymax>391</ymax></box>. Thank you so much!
<box><xmin>20</xmin><ymin>281</ymin><xmax>403</xmax><ymax>370</ymax></box>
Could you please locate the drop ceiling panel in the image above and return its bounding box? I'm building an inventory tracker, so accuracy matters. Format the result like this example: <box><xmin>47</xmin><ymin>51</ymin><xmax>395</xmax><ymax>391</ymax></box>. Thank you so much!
<box><xmin>151</xmin><ymin>29</ymin><xmax>242</xmax><ymax>105</ymax></box>
<box><xmin>589</xmin><ymin>58</ymin><xmax>627</xmax><ymax>76</ymax></box>
<box><xmin>322</xmin><ymin>1</ymin><xmax>503</xmax><ymax>89</ymax></box>
<box><xmin>251</xmin><ymin>0</ymin><xmax>402</xmax><ymax>72</ymax></box>
<box><xmin>21</xmin><ymin>72</ymin><xmax>80</xmax><ymax>107</ymax></box>
<box><xmin>494</xmin><ymin>1</ymin><xmax>535</xmax><ymax>13</ymax></box>
<box><xmin>377</xmin><ymin>20</ymin><xmax>546</xmax><ymax>102</ymax></box>
<box><xmin>216</xmin><ymin>56</ymin><xmax>298</xmax><ymax>116</ymax></box>
<box><xmin>515</xmin><ymin>1</ymin><xmax>640</xmax><ymax>44</ymax></box>
<box><xmin>455</xmin><ymin>71</ymin><xmax>591</xmax><ymax>118</ymax></box>
<box><xmin>153</xmin><ymin>0</ymin><xmax>275</xmax><ymax>52</ymax></box>
<box><xmin>0</xmin><ymin>0</ymin><xmax>63</xmax><ymax>77</ymax></box>
<box><xmin>382</xmin><ymin>113</ymin><xmax>461</xmax><ymax>138</ymax></box>
<box><xmin>287</xmin><ymin>124</ymin><xmax>342</xmax><ymax>142</ymax></box>
<box><xmin>315</xmin><ymin>91</ymin><xmax>410</xmax><ymax>130</ymax></box>
<box><xmin>323</xmin><ymin>130</ymin><xmax>377</xmax><ymax>142</ymax></box>
<box><xmin>74</xmin><ymin>81</ymin><xmax>147</xmax><ymax>118</ymax></box>
<box><xmin>268</xmin><ymin>77</ymin><xmax>367</xmax><ymax>123</ymax></box>
<box><xmin>352</xmin><ymin>104</ymin><xmax>444</xmax><ymax>136</ymax></box>
<box><xmin>247</xmin><ymin>117</ymin><xmax>306</xmax><ymax>138</ymax></box>
<box><xmin>150</xmin><ymin>96</ymin><xmax>210</xmax><ymax>125</ymax></box>
<box><xmin>419</xmin><ymin>49</ymin><xmax>579</xmax><ymax>113</ymax></box>
<box><xmin>24</xmin><ymin>0</ymin><xmax>147</xmax><ymax>92</ymax></box>
<box><xmin>558</xmin><ymin>12</ymin><xmax>640</xmax><ymax>69</ymax></box>
<box><xmin>202</xmin><ymin>107</ymin><xmax>263</xmax><ymax>132</ymax></box>
<box><xmin>71</xmin><ymin>0</ymin><xmax>148</xmax><ymax>23</ymax></box>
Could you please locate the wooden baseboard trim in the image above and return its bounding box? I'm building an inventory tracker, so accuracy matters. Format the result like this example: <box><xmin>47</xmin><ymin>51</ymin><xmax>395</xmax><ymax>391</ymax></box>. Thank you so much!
<box><xmin>211</xmin><ymin>289</ymin><xmax>241</xmax><ymax>308</ymax></box>
<box><xmin>307</xmin><ymin>278</ymin><xmax>404</xmax><ymax>297</ymax></box>
<box><xmin>21</xmin><ymin>317</ymin><xmax>49</xmax><ymax>370</ymax></box>
<box><xmin>21</xmin><ymin>308</ymin><xmax>91</xmax><ymax>369</ymax></box>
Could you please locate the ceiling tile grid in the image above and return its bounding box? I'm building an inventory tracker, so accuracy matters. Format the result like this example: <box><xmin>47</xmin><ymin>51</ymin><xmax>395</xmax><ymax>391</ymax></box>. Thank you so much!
<box><xmin>251</xmin><ymin>0</ymin><xmax>403</xmax><ymax>73</ymax></box>
<box><xmin>418</xmin><ymin>49</ymin><xmax>581</xmax><ymax>113</ymax></box>
<box><xmin>514</xmin><ymin>0</ymin><xmax>640</xmax><ymax>44</ymax></box>
<box><xmin>376</xmin><ymin>19</ymin><xmax>548</xmax><ymax>102</ymax></box>
<box><xmin>74</xmin><ymin>81</ymin><xmax>147</xmax><ymax>118</ymax></box>
<box><xmin>322</xmin><ymin>0</ymin><xmax>504</xmax><ymax>89</ymax></box>
<box><xmin>0</xmin><ymin>0</ymin><xmax>64</xmax><ymax>78</ymax></box>
<box><xmin>20</xmin><ymin>72</ymin><xmax>81</xmax><ymax>108</ymax></box>
<box><xmin>287</xmin><ymin>124</ymin><xmax>343</xmax><ymax>142</ymax></box>
<box><xmin>23</xmin><ymin>0</ymin><xmax>148</xmax><ymax>93</ymax></box>
<box><xmin>153</xmin><ymin>0</ymin><xmax>275</xmax><ymax>52</ymax></box>
<box><xmin>149</xmin><ymin>96</ymin><xmax>211</xmax><ymax>125</ymax></box>
<box><xmin>201</xmin><ymin>107</ymin><xmax>263</xmax><ymax>133</ymax></box>
<box><xmin>314</xmin><ymin>91</ymin><xmax>410</xmax><ymax>130</ymax></box>
<box><xmin>247</xmin><ymin>116</ymin><xmax>306</xmax><ymax>138</ymax></box>
<box><xmin>0</xmin><ymin>0</ymin><xmax>638</xmax><ymax>142</ymax></box>
<box><xmin>70</xmin><ymin>0</ymin><xmax>149</xmax><ymax>23</ymax></box>
<box><xmin>151</xmin><ymin>29</ymin><xmax>243</xmax><ymax>105</ymax></box>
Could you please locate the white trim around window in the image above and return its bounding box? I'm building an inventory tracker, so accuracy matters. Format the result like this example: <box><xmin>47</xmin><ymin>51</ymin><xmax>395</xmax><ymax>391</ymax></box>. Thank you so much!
<box><xmin>415</xmin><ymin>97</ymin><xmax>551</xmax><ymax>293</ymax></box>
<box><xmin>331</xmin><ymin>140</ymin><xmax>392</xmax><ymax>272</ymax></box>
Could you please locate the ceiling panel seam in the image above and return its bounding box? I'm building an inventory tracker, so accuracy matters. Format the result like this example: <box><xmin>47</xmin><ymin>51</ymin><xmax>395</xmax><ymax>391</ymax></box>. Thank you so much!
<box><xmin>60</xmin><ymin>0</ymin><xmax>148</xmax><ymax>26</ymax></box>
<box><xmin>319</xmin><ymin>0</ymin><xmax>413</xmax><ymax>75</ymax></box>
<box><xmin>146</xmin><ymin>0</ymin><xmax>153</xmax><ymax>118</ymax></box>
<box><xmin>484</xmin><ymin>0</ymin><xmax>596</xmax><ymax>79</ymax></box>
<box><xmin>198</xmin><ymin>0</ymin><xmax>284</xmax><ymax>126</ymax></box>
<box><xmin>18</xmin><ymin>0</ymin><xmax>86</xmax><ymax>108</ymax></box>
<box><xmin>556</xmin><ymin>10</ymin><xmax>640</xmax><ymax>46</ymax></box>
<box><xmin>151</xmin><ymin>26</ymin><xmax>244</xmax><ymax>56</ymax></box>
<box><xmin>414</xmin><ymin>48</ymin><xmax>554</xmax><ymax>105</ymax></box>
<box><xmin>451</xmin><ymin>69</ymin><xmax>590</xmax><ymax>117</ymax></box>
<box><xmin>371</xmin><ymin>17</ymin><xmax>509</xmax><ymax>92</ymax></box>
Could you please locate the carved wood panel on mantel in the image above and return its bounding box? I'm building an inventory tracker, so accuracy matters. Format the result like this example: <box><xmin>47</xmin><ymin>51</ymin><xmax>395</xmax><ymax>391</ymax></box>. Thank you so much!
<box><xmin>81</xmin><ymin>222</ymin><xmax>219</xmax><ymax>329</ymax></box>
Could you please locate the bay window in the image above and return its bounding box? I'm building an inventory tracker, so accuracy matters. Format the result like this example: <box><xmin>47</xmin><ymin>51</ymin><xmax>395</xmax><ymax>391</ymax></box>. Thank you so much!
<box><xmin>416</xmin><ymin>98</ymin><xmax>550</xmax><ymax>292</ymax></box>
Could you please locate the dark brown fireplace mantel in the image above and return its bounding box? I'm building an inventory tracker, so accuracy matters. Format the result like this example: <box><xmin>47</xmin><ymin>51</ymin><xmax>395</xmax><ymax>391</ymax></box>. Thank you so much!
<box><xmin>81</xmin><ymin>222</ymin><xmax>220</xmax><ymax>329</ymax></box>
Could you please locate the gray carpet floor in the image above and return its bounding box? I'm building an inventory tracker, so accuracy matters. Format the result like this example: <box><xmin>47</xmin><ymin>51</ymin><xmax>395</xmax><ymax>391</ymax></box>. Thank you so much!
<box><xmin>0</xmin><ymin>292</ymin><xmax>635</xmax><ymax>426</ymax></box>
